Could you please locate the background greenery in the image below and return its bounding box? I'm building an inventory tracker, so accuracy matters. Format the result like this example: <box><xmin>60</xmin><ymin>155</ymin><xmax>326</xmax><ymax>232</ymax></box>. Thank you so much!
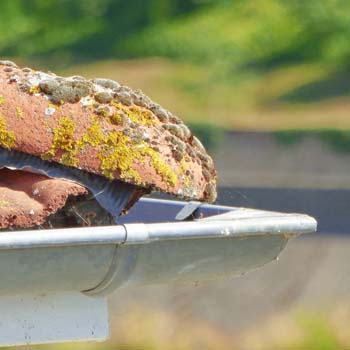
<box><xmin>1</xmin><ymin>0</ymin><xmax>349</xmax><ymax>133</ymax></box>
<box><xmin>1</xmin><ymin>0</ymin><xmax>349</xmax><ymax>70</ymax></box>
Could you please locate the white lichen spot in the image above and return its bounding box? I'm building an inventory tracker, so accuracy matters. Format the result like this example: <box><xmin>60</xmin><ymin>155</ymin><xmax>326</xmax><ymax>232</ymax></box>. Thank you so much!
<box><xmin>32</xmin><ymin>188</ymin><xmax>40</xmax><ymax>196</ymax></box>
<box><xmin>142</xmin><ymin>131</ymin><xmax>150</xmax><ymax>141</ymax></box>
<box><xmin>27</xmin><ymin>72</ymin><xmax>52</xmax><ymax>86</ymax></box>
<box><xmin>28</xmin><ymin>209</ymin><xmax>35</xmax><ymax>216</ymax></box>
<box><xmin>80</xmin><ymin>96</ymin><xmax>95</xmax><ymax>107</ymax></box>
<box><xmin>45</xmin><ymin>106</ymin><xmax>56</xmax><ymax>116</ymax></box>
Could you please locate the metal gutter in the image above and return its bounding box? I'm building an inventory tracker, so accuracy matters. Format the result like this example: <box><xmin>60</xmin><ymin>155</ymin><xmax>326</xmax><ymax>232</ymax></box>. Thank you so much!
<box><xmin>0</xmin><ymin>202</ymin><xmax>316</xmax><ymax>249</ymax></box>
<box><xmin>0</xmin><ymin>225</ymin><xmax>126</xmax><ymax>249</ymax></box>
<box><xmin>0</xmin><ymin>198</ymin><xmax>316</xmax><ymax>298</ymax></box>
<box><xmin>0</xmin><ymin>197</ymin><xmax>317</xmax><ymax>345</ymax></box>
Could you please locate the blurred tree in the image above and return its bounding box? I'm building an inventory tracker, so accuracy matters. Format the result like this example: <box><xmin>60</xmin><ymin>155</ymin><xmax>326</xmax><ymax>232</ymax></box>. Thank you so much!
<box><xmin>0</xmin><ymin>0</ymin><xmax>348</xmax><ymax>74</ymax></box>
<box><xmin>0</xmin><ymin>0</ymin><xmax>200</xmax><ymax>64</ymax></box>
<box><xmin>123</xmin><ymin>0</ymin><xmax>350</xmax><ymax>77</ymax></box>
<box><xmin>0</xmin><ymin>0</ymin><xmax>107</xmax><ymax>62</ymax></box>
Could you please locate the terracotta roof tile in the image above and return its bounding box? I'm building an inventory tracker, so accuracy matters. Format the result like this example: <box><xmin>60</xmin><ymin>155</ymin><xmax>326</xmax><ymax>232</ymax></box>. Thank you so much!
<box><xmin>0</xmin><ymin>60</ymin><xmax>217</xmax><ymax>202</ymax></box>
<box><xmin>0</xmin><ymin>168</ymin><xmax>87</xmax><ymax>229</ymax></box>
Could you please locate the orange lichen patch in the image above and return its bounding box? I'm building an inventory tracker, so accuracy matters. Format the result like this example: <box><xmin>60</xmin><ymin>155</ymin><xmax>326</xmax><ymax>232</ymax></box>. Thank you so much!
<box><xmin>0</xmin><ymin>168</ymin><xmax>87</xmax><ymax>229</ymax></box>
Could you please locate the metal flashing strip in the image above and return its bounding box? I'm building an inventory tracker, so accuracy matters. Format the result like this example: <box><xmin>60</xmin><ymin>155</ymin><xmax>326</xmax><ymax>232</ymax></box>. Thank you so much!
<box><xmin>117</xmin><ymin>197</ymin><xmax>240</xmax><ymax>224</ymax></box>
<box><xmin>0</xmin><ymin>147</ymin><xmax>138</xmax><ymax>220</ymax></box>
<box><xmin>175</xmin><ymin>201</ymin><xmax>202</xmax><ymax>220</ymax></box>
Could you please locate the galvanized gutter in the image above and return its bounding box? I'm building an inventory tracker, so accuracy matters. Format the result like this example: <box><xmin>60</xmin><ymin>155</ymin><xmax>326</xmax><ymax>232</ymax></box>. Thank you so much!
<box><xmin>0</xmin><ymin>197</ymin><xmax>317</xmax><ymax>345</ymax></box>
<box><xmin>0</xmin><ymin>198</ymin><xmax>317</xmax><ymax>298</ymax></box>
<box><xmin>0</xmin><ymin>201</ymin><xmax>316</xmax><ymax>249</ymax></box>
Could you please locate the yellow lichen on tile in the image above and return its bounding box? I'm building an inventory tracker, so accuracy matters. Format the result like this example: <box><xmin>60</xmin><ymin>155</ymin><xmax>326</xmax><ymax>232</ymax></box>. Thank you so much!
<box><xmin>0</xmin><ymin>95</ymin><xmax>4</xmax><ymax>106</ymax></box>
<box><xmin>80</xmin><ymin>116</ymin><xmax>104</xmax><ymax>147</ymax></box>
<box><xmin>128</xmin><ymin>106</ymin><xmax>156</xmax><ymax>126</ymax></box>
<box><xmin>0</xmin><ymin>114</ymin><xmax>16</xmax><ymax>149</ymax></box>
<box><xmin>108</xmin><ymin>113</ymin><xmax>123</xmax><ymax>126</ymax></box>
<box><xmin>99</xmin><ymin>130</ymin><xmax>177</xmax><ymax>187</ymax></box>
<box><xmin>42</xmin><ymin>116</ymin><xmax>78</xmax><ymax>167</ymax></box>
<box><xmin>29</xmin><ymin>85</ymin><xmax>41</xmax><ymax>95</ymax></box>
<box><xmin>16</xmin><ymin>106</ymin><xmax>24</xmax><ymax>119</ymax></box>
<box><xmin>48</xmin><ymin>103</ymin><xmax>60</xmax><ymax>111</ymax></box>
<box><xmin>99</xmin><ymin>130</ymin><xmax>144</xmax><ymax>184</ymax></box>
<box><xmin>180</xmin><ymin>157</ymin><xmax>191</xmax><ymax>188</ymax></box>
<box><xmin>41</xmin><ymin>113</ymin><xmax>176</xmax><ymax>188</ymax></box>
<box><xmin>111</xmin><ymin>101</ymin><xmax>156</xmax><ymax>127</ymax></box>
<box><xmin>144</xmin><ymin>147</ymin><xmax>177</xmax><ymax>187</ymax></box>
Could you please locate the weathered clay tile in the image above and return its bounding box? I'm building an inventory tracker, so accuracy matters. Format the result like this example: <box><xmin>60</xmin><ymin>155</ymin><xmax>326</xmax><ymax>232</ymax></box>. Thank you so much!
<box><xmin>0</xmin><ymin>60</ymin><xmax>217</xmax><ymax>202</ymax></box>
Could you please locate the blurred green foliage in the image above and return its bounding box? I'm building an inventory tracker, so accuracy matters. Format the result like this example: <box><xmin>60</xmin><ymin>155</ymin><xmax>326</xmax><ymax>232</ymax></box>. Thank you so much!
<box><xmin>274</xmin><ymin>129</ymin><xmax>307</xmax><ymax>146</ymax></box>
<box><xmin>188</xmin><ymin>122</ymin><xmax>225</xmax><ymax>151</ymax></box>
<box><xmin>275</xmin><ymin>129</ymin><xmax>350</xmax><ymax>153</ymax></box>
<box><xmin>1</xmin><ymin>0</ymin><xmax>349</xmax><ymax>74</ymax></box>
<box><xmin>0</xmin><ymin>0</ymin><xmax>199</xmax><ymax>64</ymax></box>
<box><xmin>320</xmin><ymin>130</ymin><xmax>350</xmax><ymax>153</ymax></box>
<box><xmin>288</xmin><ymin>311</ymin><xmax>342</xmax><ymax>350</ymax></box>
<box><xmin>123</xmin><ymin>0</ymin><xmax>350</xmax><ymax>80</ymax></box>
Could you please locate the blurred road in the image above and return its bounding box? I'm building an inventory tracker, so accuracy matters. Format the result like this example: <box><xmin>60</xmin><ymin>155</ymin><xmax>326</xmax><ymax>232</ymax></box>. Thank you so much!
<box><xmin>109</xmin><ymin>235</ymin><xmax>349</xmax><ymax>337</ymax></box>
